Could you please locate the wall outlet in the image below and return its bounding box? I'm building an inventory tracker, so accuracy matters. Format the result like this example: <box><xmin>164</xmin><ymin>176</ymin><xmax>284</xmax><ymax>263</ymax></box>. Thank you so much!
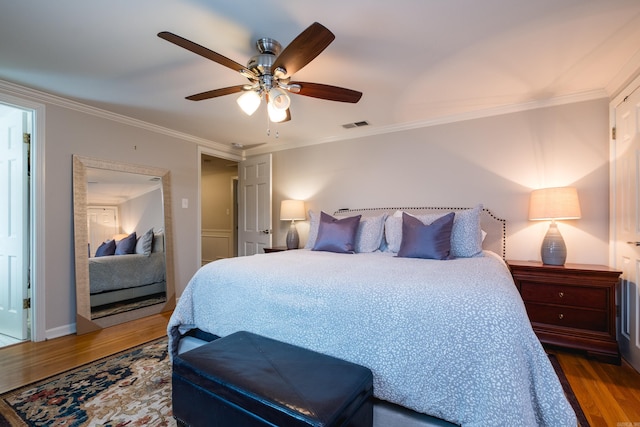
<box><xmin>182</xmin><ymin>198</ymin><xmax>188</xmax><ymax>208</ymax></box>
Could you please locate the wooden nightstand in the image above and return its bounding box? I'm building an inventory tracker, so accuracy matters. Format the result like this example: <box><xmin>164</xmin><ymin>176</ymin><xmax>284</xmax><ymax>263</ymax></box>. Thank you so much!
<box><xmin>507</xmin><ymin>260</ymin><xmax>621</xmax><ymax>364</ymax></box>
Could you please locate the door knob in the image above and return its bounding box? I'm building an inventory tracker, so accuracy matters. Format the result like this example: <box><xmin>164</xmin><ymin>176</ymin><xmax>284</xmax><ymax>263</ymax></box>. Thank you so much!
<box><xmin>261</xmin><ymin>229</ymin><xmax>271</xmax><ymax>234</ymax></box>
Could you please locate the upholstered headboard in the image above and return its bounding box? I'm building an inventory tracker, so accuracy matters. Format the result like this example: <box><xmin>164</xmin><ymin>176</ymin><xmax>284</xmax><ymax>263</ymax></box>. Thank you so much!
<box><xmin>334</xmin><ymin>207</ymin><xmax>506</xmax><ymax>259</ymax></box>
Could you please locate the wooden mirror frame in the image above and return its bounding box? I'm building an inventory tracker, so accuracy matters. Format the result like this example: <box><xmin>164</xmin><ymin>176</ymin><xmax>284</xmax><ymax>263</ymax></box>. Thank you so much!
<box><xmin>73</xmin><ymin>155</ymin><xmax>176</xmax><ymax>334</ymax></box>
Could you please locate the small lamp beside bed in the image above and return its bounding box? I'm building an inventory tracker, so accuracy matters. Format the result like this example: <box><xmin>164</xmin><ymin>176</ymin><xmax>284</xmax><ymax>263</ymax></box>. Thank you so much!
<box><xmin>529</xmin><ymin>186</ymin><xmax>581</xmax><ymax>265</ymax></box>
<box><xmin>280</xmin><ymin>199</ymin><xmax>306</xmax><ymax>249</ymax></box>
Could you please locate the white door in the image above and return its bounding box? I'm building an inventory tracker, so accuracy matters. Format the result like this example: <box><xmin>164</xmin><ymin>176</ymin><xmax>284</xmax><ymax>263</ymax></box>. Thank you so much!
<box><xmin>0</xmin><ymin>108</ymin><xmax>29</xmax><ymax>340</ymax></box>
<box><xmin>613</xmin><ymin>84</ymin><xmax>640</xmax><ymax>372</ymax></box>
<box><xmin>238</xmin><ymin>154</ymin><xmax>272</xmax><ymax>256</ymax></box>
<box><xmin>87</xmin><ymin>206</ymin><xmax>119</xmax><ymax>257</ymax></box>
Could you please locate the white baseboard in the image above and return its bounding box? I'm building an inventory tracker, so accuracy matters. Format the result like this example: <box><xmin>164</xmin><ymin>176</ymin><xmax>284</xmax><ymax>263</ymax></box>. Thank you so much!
<box><xmin>46</xmin><ymin>323</ymin><xmax>76</xmax><ymax>340</ymax></box>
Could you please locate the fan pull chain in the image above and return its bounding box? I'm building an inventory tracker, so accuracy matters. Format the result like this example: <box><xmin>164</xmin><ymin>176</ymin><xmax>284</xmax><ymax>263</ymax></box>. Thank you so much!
<box><xmin>265</xmin><ymin>110</ymin><xmax>280</xmax><ymax>139</ymax></box>
<box><xmin>266</xmin><ymin>110</ymin><xmax>270</xmax><ymax>137</ymax></box>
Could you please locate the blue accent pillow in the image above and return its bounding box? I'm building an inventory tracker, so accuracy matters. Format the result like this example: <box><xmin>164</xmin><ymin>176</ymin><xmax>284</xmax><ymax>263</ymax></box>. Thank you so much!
<box><xmin>95</xmin><ymin>239</ymin><xmax>116</xmax><ymax>257</ymax></box>
<box><xmin>115</xmin><ymin>232</ymin><xmax>137</xmax><ymax>255</ymax></box>
<box><xmin>397</xmin><ymin>212</ymin><xmax>455</xmax><ymax>260</ymax></box>
<box><xmin>312</xmin><ymin>212</ymin><xmax>361</xmax><ymax>254</ymax></box>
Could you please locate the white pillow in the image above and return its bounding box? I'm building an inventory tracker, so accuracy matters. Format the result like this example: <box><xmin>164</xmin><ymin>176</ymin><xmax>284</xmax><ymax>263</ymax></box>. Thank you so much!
<box><xmin>384</xmin><ymin>204</ymin><xmax>484</xmax><ymax>258</ymax></box>
<box><xmin>304</xmin><ymin>210</ymin><xmax>320</xmax><ymax>249</ymax></box>
<box><xmin>351</xmin><ymin>213</ymin><xmax>387</xmax><ymax>253</ymax></box>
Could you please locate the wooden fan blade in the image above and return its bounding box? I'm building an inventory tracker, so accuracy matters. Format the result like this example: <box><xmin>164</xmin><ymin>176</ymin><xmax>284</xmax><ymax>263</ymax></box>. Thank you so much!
<box><xmin>273</xmin><ymin>22</ymin><xmax>335</xmax><ymax>78</ymax></box>
<box><xmin>158</xmin><ymin>31</ymin><xmax>256</xmax><ymax>78</ymax></box>
<box><xmin>290</xmin><ymin>82</ymin><xmax>362</xmax><ymax>103</ymax></box>
<box><xmin>186</xmin><ymin>85</ymin><xmax>245</xmax><ymax>101</ymax></box>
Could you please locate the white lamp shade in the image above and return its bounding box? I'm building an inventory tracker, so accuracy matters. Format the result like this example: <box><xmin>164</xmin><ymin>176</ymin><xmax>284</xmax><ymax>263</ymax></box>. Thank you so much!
<box><xmin>268</xmin><ymin>88</ymin><xmax>291</xmax><ymax>110</ymax></box>
<box><xmin>237</xmin><ymin>91</ymin><xmax>261</xmax><ymax>116</ymax></box>
<box><xmin>529</xmin><ymin>187</ymin><xmax>581</xmax><ymax>220</ymax></box>
<box><xmin>280</xmin><ymin>200</ymin><xmax>306</xmax><ymax>221</ymax></box>
<box><xmin>267</xmin><ymin>102</ymin><xmax>288</xmax><ymax>123</ymax></box>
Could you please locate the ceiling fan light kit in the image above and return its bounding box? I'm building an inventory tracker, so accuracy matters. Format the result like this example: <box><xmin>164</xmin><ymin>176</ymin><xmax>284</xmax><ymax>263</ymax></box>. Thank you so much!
<box><xmin>267</xmin><ymin>102</ymin><xmax>288</xmax><ymax>123</ymax></box>
<box><xmin>158</xmin><ymin>22</ymin><xmax>362</xmax><ymax>125</ymax></box>
<box><xmin>236</xmin><ymin>90</ymin><xmax>261</xmax><ymax>116</ymax></box>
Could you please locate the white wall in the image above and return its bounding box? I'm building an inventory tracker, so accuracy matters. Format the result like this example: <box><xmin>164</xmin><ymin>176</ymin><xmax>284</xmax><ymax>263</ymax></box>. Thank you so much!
<box><xmin>44</xmin><ymin>104</ymin><xmax>205</xmax><ymax>334</ymax></box>
<box><xmin>119</xmin><ymin>188</ymin><xmax>164</xmax><ymax>236</ymax></box>
<box><xmin>1</xmin><ymin>81</ymin><xmax>612</xmax><ymax>338</ymax></box>
<box><xmin>272</xmin><ymin>98</ymin><xmax>611</xmax><ymax>265</ymax></box>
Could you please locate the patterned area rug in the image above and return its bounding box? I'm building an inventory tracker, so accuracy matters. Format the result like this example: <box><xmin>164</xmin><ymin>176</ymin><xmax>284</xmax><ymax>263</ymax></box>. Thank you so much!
<box><xmin>91</xmin><ymin>294</ymin><xmax>167</xmax><ymax>319</ymax></box>
<box><xmin>0</xmin><ymin>338</ymin><xmax>588</xmax><ymax>426</ymax></box>
<box><xmin>0</xmin><ymin>338</ymin><xmax>175</xmax><ymax>427</ymax></box>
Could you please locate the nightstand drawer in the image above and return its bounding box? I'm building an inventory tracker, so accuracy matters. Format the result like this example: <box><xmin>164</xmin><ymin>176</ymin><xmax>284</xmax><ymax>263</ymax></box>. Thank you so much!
<box><xmin>508</xmin><ymin>260</ymin><xmax>621</xmax><ymax>364</ymax></box>
<box><xmin>520</xmin><ymin>282</ymin><xmax>606</xmax><ymax>309</ymax></box>
<box><xmin>525</xmin><ymin>302</ymin><xmax>607</xmax><ymax>331</ymax></box>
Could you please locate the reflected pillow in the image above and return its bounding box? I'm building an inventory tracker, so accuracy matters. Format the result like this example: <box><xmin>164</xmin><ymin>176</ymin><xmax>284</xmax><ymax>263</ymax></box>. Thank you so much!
<box><xmin>153</xmin><ymin>232</ymin><xmax>164</xmax><ymax>253</ymax></box>
<box><xmin>312</xmin><ymin>212</ymin><xmax>361</xmax><ymax>254</ymax></box>
<box><xmin>397</xmin><ymin>212</ymin><xmax>454</xmax><ymax>260</ymax></box>
<box><xmin>95</xmin><ymin>239</ymin><xmax>116</xmax><ymax>257</ymax></box>
<box><xmin>135</xmin><ymin>228</ymin><xmax>155</xmax><ymax>256</ymax></box>
<box><xmin>115</xmin><ymin>232</ymin><xmax>137</xmax><ymax>255</ymax></box>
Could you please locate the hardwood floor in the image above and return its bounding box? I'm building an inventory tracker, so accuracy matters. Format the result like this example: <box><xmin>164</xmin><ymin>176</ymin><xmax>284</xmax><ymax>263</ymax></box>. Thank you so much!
<box><xmin>549</xmin><ymin>347</ymin><xmax>640</xmax><ymax>426</ymax></box>
<box><xmin>1</xmin><ymin>312</ymin><xmax>639</xmax><ymax>426</ymax></box>
<box><xmin>0</xmin><ymin>311</ymin><xmax>171</xmax><ymax>395</ymax></box>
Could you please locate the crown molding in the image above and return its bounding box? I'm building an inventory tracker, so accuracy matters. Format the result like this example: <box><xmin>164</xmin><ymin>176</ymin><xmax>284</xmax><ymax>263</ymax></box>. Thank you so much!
<box><xmin>1</xmin><ymin>78</ymin><xmax>608</xmax><ymax>159</ymax></box>
<box><xmin>250</xmin><ymin>89</ymin><xmax>609</xmax><ymax>155</ymax></box>
<box><xmin>0</xmin><ymin>79</ymin><xmax>241</xmax><ymax>158</ymax></box>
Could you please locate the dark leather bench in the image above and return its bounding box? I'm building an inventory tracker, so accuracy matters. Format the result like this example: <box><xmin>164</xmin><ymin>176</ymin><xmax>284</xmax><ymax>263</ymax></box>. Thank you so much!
<box><xmin>172</xmin><ymin>331</ymin><xmax>373</xmax><ymax>427</ymax></box>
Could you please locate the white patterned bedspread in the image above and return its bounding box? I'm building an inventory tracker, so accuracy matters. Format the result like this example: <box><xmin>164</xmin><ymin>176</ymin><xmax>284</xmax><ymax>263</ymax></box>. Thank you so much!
<box><xmin>168</xmin><ymin>250</ymin><xmax>576</xmax><ymax>427</ymax></box>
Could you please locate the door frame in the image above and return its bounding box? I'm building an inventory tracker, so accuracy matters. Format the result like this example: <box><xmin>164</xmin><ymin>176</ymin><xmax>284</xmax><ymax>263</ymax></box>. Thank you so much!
<box><xmin>0</xmin><ymin>93</ymin><xmax>46</xmax><ymax>342</ymax></box>
<box><xmin>197</xmin><ymin>146</ymin><xmax>242</xmax><ymax>267</ymax></box>
<box><xmin>609</xmin><ymin>72</ymin><xmax>640</xmax><ymax>371</ymax></box>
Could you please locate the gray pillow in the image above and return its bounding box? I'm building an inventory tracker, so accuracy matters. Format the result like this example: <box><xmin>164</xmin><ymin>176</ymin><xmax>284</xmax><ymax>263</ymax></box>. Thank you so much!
<box><xmin>135</xmin><ymin>228</ymin><xmax>155</xmax><ymax>256</ymax></box>
<box><xmin>312</xmin><ymin>212</ymin><xmax>361</xmax><ymax>254</ymax></box>
<box><xmin>397</xmin><ymin>212</ymin><xmax>454</xmax><ymax>259</ymax></box>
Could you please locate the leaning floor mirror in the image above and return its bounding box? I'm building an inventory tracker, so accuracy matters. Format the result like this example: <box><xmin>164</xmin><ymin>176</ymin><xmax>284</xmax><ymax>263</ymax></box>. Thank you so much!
<box><xmin>73</xmin><ymin>155</ymin><xmax>176</xmax><ymax>334</ymax></box>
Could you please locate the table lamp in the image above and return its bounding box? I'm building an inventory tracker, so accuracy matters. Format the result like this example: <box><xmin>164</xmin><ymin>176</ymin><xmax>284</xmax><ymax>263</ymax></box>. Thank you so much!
<box><xmin>528</xmin><ymin>187</ymin><xmax>581</xmax><ymax>265</ymax></box>
<box><xmin>280</xmin><ymin>200</ymin><xmax>306</xmax><ymax>249</ymax></box>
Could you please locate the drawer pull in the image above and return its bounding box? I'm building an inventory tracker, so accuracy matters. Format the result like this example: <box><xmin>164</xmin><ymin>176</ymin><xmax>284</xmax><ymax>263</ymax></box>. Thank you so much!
<box><xmin>558</xmin><ymin>314</ymin><xmax>564</xmax><ymax>320</ymax></box>
<box><xmin>627</xmin><ymin>241</ymin><xmax>640</xmax><ymax>246</ymax></box>
<box><xmin>558</xmin><ymin>292</ymin><xmax>564</xmax><ymax>298</ymax></box>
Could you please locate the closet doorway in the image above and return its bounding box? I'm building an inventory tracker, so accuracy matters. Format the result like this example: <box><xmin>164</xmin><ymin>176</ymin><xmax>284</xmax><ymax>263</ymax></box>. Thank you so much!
<box><xmin>200</xmin><ymin>153</ymin><xmax>239</xmax><ymax>265</ymax></box>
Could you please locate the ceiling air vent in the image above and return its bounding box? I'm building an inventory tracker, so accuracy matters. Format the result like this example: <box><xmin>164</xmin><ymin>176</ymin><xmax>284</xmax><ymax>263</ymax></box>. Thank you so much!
<box><xmin>342</xmin><ymin>120</ymin><xmax>370</xmax><ymax>129</ymax></box>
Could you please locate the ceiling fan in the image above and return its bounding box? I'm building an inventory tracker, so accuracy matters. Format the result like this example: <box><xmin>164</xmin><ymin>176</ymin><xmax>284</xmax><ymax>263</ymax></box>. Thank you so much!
<box><xmin>158</xmin><ymin>22</ymin><xmax>362</xmax><ymax>123</ymax></box>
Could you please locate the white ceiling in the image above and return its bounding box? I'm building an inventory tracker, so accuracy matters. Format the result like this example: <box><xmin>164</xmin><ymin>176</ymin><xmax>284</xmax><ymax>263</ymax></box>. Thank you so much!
<box><xmin>86</xmin><ymin>168</ymin><xmax>162</xmax><ymax>205</ymax></box>
<box><xmin>1</xmin><ymin>1</ymin><xmax>640</xmax><ymax>152</ymax></box>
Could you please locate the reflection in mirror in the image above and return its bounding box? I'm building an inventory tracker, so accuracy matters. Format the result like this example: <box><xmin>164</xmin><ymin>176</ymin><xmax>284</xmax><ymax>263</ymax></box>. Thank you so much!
<box><xmin>73</xmin><ymin>155</ymin><xmax>175</xmax><ymax>334</ymax></box>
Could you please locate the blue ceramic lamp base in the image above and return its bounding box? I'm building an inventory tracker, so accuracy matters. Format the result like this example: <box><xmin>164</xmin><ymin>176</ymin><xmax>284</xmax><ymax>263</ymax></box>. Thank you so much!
<box><xmin>286</xmin><ymin>221</ymin><xmax>299</xmax><ymax>250</ymax></box>
<box><xmin>540</xmin><ymin>221</ymin><xmax>567</xmax><ymax>266</ymax></box>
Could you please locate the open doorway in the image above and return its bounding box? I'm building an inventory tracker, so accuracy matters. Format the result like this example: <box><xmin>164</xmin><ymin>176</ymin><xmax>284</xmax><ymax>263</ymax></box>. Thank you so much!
<box><xmin>200</xmin><ymin>154</ymin><xmax>239</xmax><ymax>265</ymax></box>
<box><xmin>0</xmin><ymin>103</ymin><xmax>32</xmax><ymax>348</ymax></box>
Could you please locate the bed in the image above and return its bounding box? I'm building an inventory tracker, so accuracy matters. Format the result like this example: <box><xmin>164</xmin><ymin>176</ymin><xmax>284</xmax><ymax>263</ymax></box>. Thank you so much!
<box><xmin>167</xmin><ymin>206</ymin><xmax>577</xmax><ymax>427</ymax></box>
<box><xmin>89</xmin><ymin>232</ymin><xmax>166</xmax><ymax>307</ymax></box>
